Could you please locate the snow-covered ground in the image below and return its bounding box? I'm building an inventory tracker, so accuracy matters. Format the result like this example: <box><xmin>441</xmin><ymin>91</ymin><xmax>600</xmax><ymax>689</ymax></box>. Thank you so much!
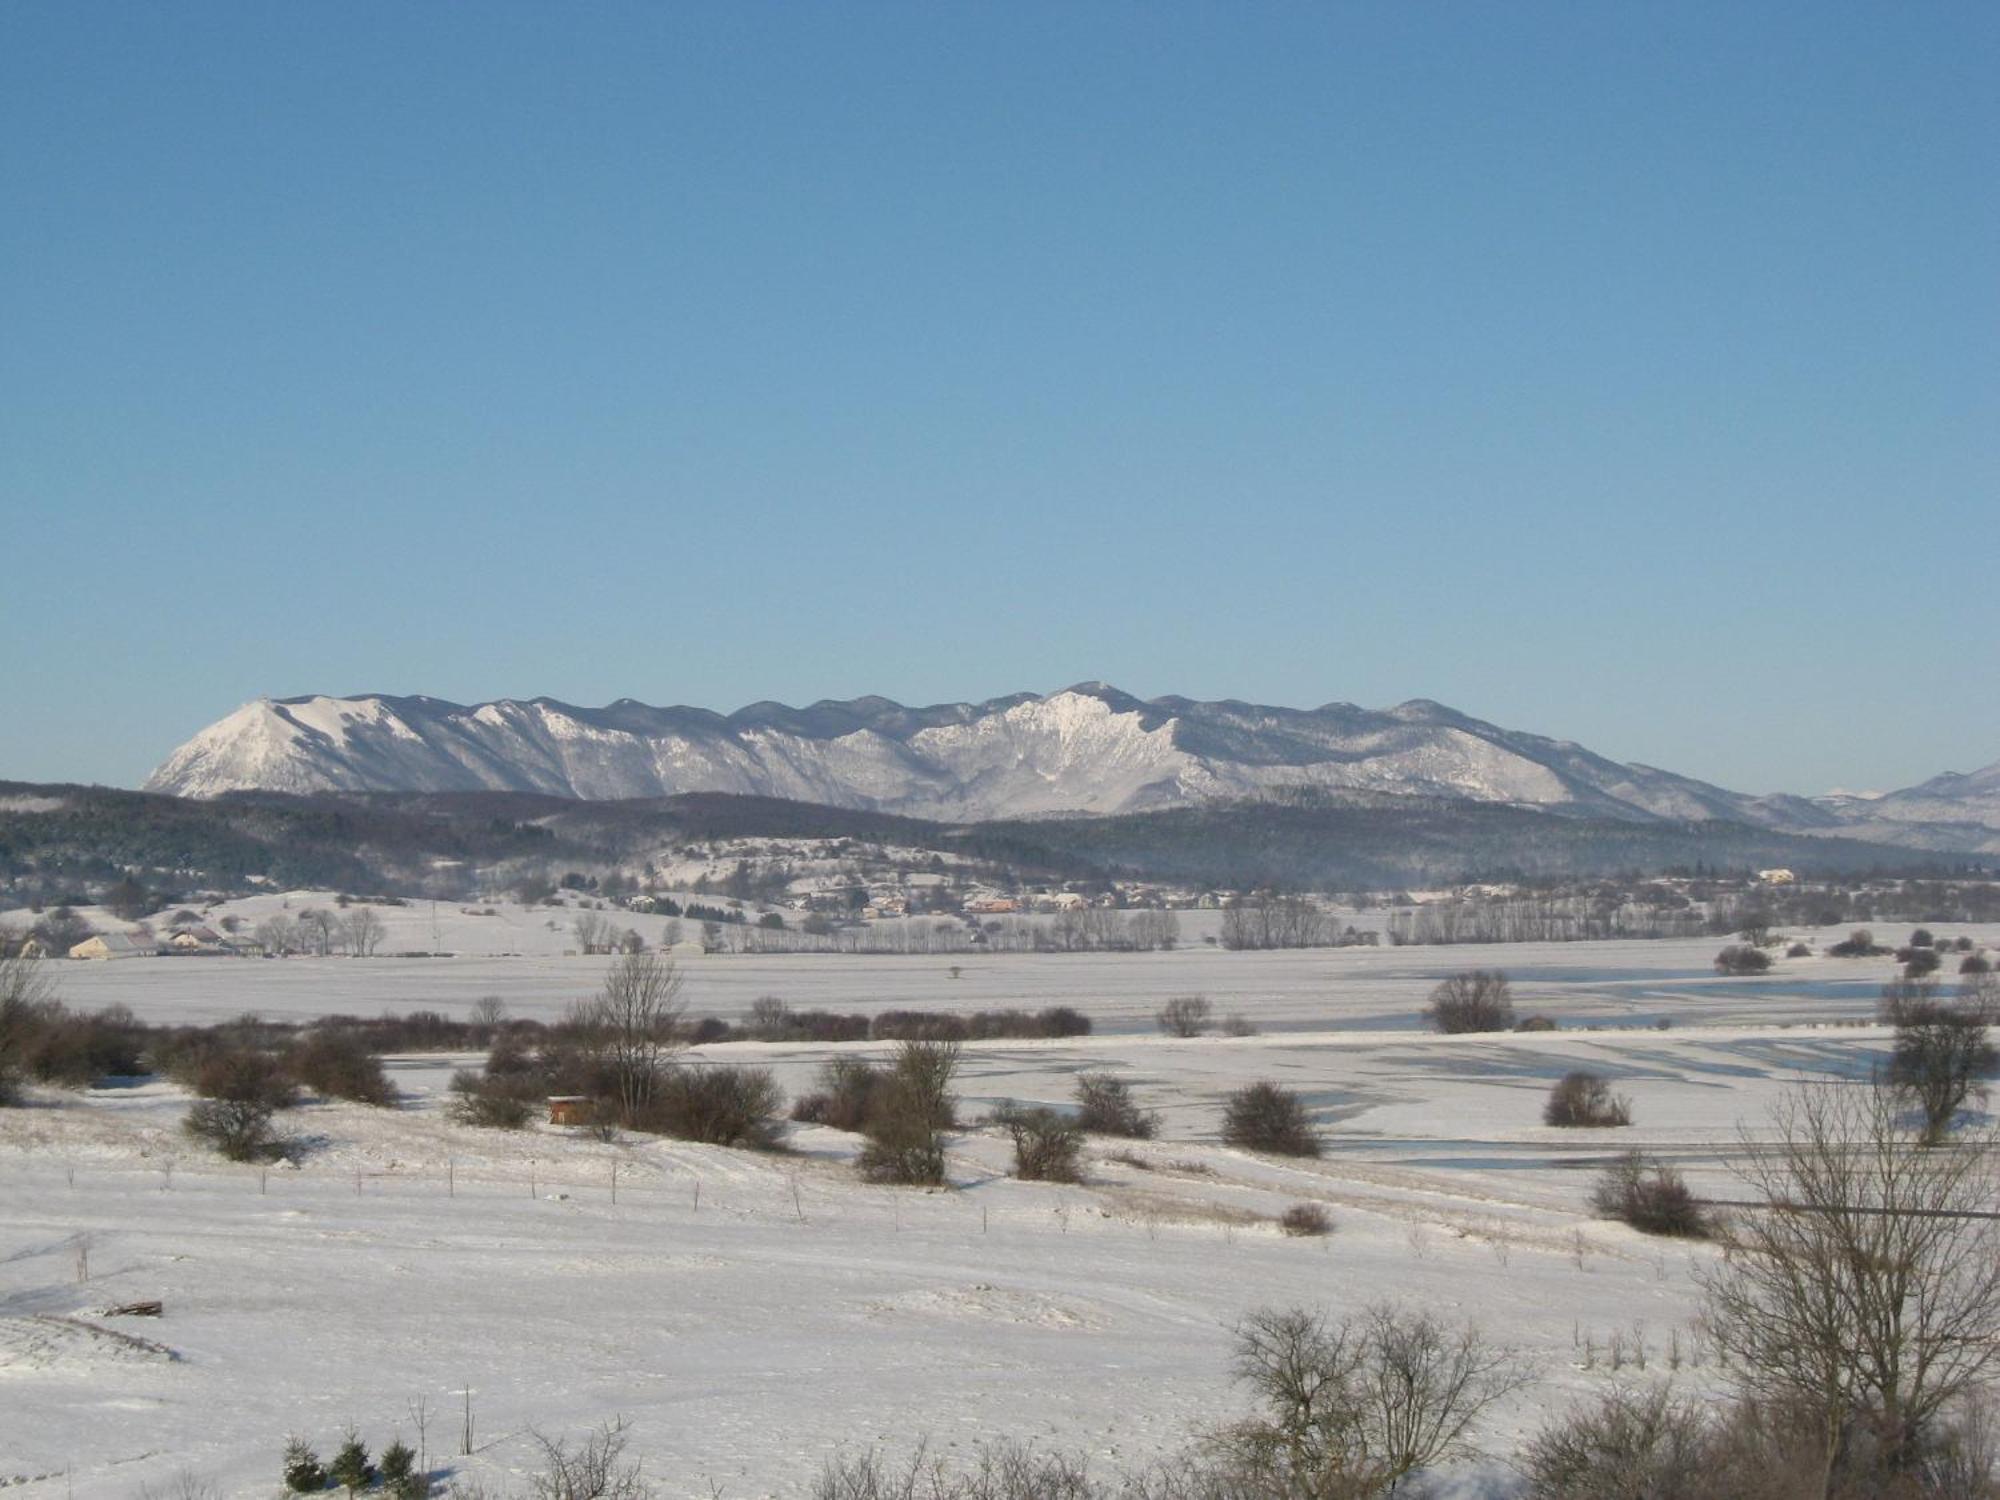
<box><xmin>19</xmin><ymin>891</ymin><xmax>1987</xmax><ymax>1033</ymax></box>
<box><xmin>1</xmin><ymin>930</ymin><xmax>1987</xmax><ymax>1497</ymax></box>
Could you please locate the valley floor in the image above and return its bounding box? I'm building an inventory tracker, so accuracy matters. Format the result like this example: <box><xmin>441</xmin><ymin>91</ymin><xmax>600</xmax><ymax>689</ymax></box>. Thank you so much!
<box><xmin>2</xmin><ymin>931</ymin><xmax>1991</xmax><ymax>1498</ymax></box>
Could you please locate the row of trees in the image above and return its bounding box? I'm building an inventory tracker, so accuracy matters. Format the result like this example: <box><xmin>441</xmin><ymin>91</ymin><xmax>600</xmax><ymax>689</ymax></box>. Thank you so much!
<box><xmin>255</xmin><ymin>906</ymin><xmax>386</xmax><ymax>958</ymax></box>
<box><xmin>1385</xmin><ymin>894</ymin><xmax>1713</xmax><ymax>946</ymax></box>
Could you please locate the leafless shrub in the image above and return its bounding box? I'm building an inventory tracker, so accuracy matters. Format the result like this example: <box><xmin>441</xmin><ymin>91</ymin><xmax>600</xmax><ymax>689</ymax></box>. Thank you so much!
<box><xmin>812</xmin><ymin>1441</ymin><xmax>1099</xmax><ymax>1500</ymax></box>
<box><xmin>1591</xmin><ymin>1152</ymin><xmax>1709</xmax><ymax>1237</ymax></box>
<box><xmin>1217</xmin><ymin>1304</ymin><xmax>1529</xmax><ymax>1494</ymax></box>
<box><xmin>190</xmin><ymin>1043</ymin><xmax>299</xmax><ymax>1110</ymax></box>
<box><xmin>139</xmin><ymin>1469</ymin><xmax>222</xmax><ymax>1500</ymax></box>
<box><xmin>791</xmin><ymin>1057</ymin><xmax>883</xmax><ymax>1132</ymax></box>
<box><xmin>448</xmin><ymin>1063</ymin><xmax>544</xmax><ymax>1130</ymax></box>
<box><xmin>1522</xmin><ymin>1383</ymin><xmax>1714</xmax><ymax>1498</ymax></box>
<box><xmin>1716</xmin><ymin>945</ymin><xmax>1774</xmax><ymax>976</ymax></box>
<box><xmin>288</xmin><ymin>1026</ymin><xmax>395</xmax><ymax>1106</ymax></box>
<box><xmin>1157</xmin><ymin>995</ymin><xmax>1212</xmax><ymax>1038</ymax></box>
<box><xmin>1221</xmin><ymin>1082</ymin><xmax>1320</xmax><ymax>1157</ymax></box>
<box><xmin>995</xmin><ymin>1105</ymin><xmax>1083</xmax><ymax>1183</ymax></box>
<box><xmin>1426</xmin><ymin>971</ymin><xmax>1514</xmax><ymax>1033</ymax></box>
<box><xmin>634</xmin><ymin>1065</ymin><xmax>783</xmax><ymax>1149</ymax></box>
<box><xmin>1544</xmin><ymin>1071</ymin><xmax>1632</xmax><ymax>1128</ymax></box>
<box><xmin>184</xmin><ymin>1098</ymin><xmax>282</xmax><ymax>1161</ymax></box>
<box><xmin>1074</xmin><ymin>1072</ymin><xmax>1158</xmax><ymax>1139</ymax></box>
<box><xmin>525</xmin><ymin>1416</ymin><xmax>651</xmax><ymax>1499</ymax></box>
<box><xmin>1279</xmin><ymin>1203</ymin><xmax>1332</xmax><ymax>1237</ymax></box>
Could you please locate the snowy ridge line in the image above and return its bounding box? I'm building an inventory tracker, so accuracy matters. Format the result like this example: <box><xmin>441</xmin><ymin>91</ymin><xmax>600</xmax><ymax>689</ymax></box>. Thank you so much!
<box><xmin>140</xmin><ymin>684</ymin><xmax>2000</xmax><ymax>845</ymax></box>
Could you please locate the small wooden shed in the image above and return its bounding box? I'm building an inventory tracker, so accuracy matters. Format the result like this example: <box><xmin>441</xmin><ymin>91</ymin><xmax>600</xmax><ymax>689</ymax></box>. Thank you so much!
<box><xmin>547</xmin><ymin>1095</ymin><xmax>594</xmax><ymax>1127</ymax></box>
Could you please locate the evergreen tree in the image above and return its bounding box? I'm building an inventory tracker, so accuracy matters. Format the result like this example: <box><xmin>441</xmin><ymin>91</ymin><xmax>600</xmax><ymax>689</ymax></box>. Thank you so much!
<box><xmin>328</xmin><ymin>1430</ymin><xmax>375</xmax><ymax>1494</ymax></box>
<box><xmin>282</xmin><ymin>1436</ymin><xmax>328</xmax><ymax>1493</ymax></box>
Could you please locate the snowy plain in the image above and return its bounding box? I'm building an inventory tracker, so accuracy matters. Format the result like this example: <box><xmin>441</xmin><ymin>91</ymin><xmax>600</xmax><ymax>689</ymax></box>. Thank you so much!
<box><xmin>3</xmin><ymin>912</ymin><xmax>1990</xmax><ymax>1498</ymax></box>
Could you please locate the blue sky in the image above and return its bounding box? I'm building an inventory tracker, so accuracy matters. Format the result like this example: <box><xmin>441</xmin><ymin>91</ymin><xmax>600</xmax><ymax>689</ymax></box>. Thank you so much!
<box><xmin>2</xmin><ymin>2</ymin><xmax>1993</xmax><ymax>796</ymax></box>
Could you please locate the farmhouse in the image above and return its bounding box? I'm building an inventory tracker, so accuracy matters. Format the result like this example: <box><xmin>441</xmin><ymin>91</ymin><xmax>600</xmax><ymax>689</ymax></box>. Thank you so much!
<box><xmin>68</xmin><ymin>931</ymin><xmax>155</xmax><ymax>961</ymax></box>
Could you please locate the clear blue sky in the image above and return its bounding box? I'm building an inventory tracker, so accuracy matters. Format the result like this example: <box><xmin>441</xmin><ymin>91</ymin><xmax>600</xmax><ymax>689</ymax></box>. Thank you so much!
<box><xmin>2</xmin><ymin>2</ymin><xmax>1993</xmax><ymax>796</ymax></box>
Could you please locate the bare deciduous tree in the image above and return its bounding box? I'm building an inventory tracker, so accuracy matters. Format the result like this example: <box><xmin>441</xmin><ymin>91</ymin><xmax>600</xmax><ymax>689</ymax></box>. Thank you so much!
<box><xmin>0</xmin><ymin>952</ymin><xmax>58</xmax><ymax>1105</ymax></box>
<box><xmin>572</xmin><ymin>911</ymin><xmax>612</xmax><ymax>955</ymax></box>
<box><xmin>340</xmin><ymin>907</ymin><xmax>386</xmax><ymax>958</ymax></box>
<box><xmin>296</xmin><ymin>907</ymin><xmax>336</xmax><ymax>957</ymax></box>
<box><xmin>1699</xmin><ymin>1080</ymin><xmax>2000</xmax><ymax>1487</ymax></box>
<box><xmin>255</xmin><ymin>914</ymin><xmax>298</xmax><ymax>956</ymax></box>
<box><xmin>1881</xmin><ymin>976</ymin><xmax>1998</xmax><ymax>1147</ymax></box>
<box><xmin>579</xmin><ymin>954</ymin><xmax>686</xmax><ymax>1126</ymax></box>
<box><xmin>1222</xmin><ymin>1304</ymin><xmax>1527</xmax><ymax>1494</ymax></box>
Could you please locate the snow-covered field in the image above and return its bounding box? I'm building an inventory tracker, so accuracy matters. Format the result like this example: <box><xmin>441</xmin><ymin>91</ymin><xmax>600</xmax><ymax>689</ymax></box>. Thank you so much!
<box><xmin>2</xmin><ymin>927</ymin><xmax>1987</xmax><ymax>1497</ymax></box>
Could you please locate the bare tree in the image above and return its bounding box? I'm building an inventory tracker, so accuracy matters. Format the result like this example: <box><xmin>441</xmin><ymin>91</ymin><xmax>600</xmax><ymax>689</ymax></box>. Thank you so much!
<box><xmin>255</xmin><ymin>914</ymin><xmax>298</xmax><ymax>956</ymax></box>
<box><xmin>1129</xmin><ymin>909</ymin><xmax>1181</xmax><ymax>952</ymax></box>
<box><xmin>573</xmin><ymin>911</ymin><xmax>611</xmax><ymax>955</ymax></box>
<box><xmin>1221</xmin><ymin>892</ymin><xmax>1331</xmax><ymax>951</ymax></box>
<box><xmin>1356</xmin><ymin>1305</ymin><xmax>1533</xmax><ymax>1487</ymax></box>
<box><xmin>1425</xmin><ymin>971</ymin><xmax>1514</xmax><ymax>1033</ymax></box>
<box><xmin>581</xmin><ymin>953</ymin><xmax>686</xmax><ymax>1126</ymax></box>
<box><xmin>0</xmin><ymin>952</ymin><xmax>57</xmax><ymax>1105</ymax></box>
<box><xmin>1881</xmin><ymin>975</ymin><xmax>1998</xmax><ymax>1147</ymax></box>
<box><xmin>341</xmin><ymin>907</ymin><xmax>386</xmax><ymax>958</ymax></box>
<box><xmin>1222</xmin><ymin>1304</ymin><xmax>1526</xmax><ymax>1494</ymax></box>
<box><xmin>858</xmin><ymin>1040</ymin><xmax>959</xmax><ymax>1186</ymax></box>
<box><xmin>1699</xmin><ymin>1080</ymin><xmax>2000</xmax><ymax>1487</ymax></box>
<box><xmin>296</xmin><ymin>907</ymin><xmax>336</xmax><ymax>957</ymax></box>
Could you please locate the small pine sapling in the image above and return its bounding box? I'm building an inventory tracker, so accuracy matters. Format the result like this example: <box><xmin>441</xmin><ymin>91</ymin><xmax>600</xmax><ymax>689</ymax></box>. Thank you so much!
<box><xmin>282</xmin><ymin>1436</ymin><xmax>328</xmax><ymax>1493</ymax></box>
<box><xmin>380</xmin><ymin>1438</ymin><xmax>423</xmax><ymax>1499</ymax></box>
<box><xmin>328</xmin><ymin>1430</ymin><xmax>376</xmax><ymax>1495</ymax></box>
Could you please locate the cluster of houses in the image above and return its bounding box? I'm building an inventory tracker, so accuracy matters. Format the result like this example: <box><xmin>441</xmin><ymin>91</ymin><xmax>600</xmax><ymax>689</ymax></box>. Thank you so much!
<box><xmin>57</xmin><ymin>917</ymin><xmax>246</xmax><ymax>961</ymax></box>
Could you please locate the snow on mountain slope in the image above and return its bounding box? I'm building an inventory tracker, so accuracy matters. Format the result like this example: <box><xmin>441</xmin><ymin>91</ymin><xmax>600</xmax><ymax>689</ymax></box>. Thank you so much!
<box><xmin>147</xmin><ymin>684</ymin><xmax>1809</xmax><ymax>826</ymax></box>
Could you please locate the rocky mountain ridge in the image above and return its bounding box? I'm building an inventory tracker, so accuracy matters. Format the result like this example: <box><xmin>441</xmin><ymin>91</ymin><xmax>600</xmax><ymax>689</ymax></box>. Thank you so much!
<box><xmin>143</xmin><ymin>685</ymin><xmax>2000</xmax><ymax>852</ymax></box>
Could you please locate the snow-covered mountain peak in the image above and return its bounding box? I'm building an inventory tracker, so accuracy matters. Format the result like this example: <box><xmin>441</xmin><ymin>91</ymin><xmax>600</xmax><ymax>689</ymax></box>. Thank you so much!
<box><xmin>139</xmin><ymin>688</ymin><xmax>1999</xmax><ymax>845</ymax></box>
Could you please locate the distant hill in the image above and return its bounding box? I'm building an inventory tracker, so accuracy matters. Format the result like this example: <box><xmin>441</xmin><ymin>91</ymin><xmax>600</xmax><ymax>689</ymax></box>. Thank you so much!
<box><xmin>141</xmin><ymin>685</ymin><xmax>2000</xmax><ymax>854</ymax></box>
<box><xmin>0</xmin><ymin>781</ymin><xmax>1972</xmax><ymax>904</ymax></box>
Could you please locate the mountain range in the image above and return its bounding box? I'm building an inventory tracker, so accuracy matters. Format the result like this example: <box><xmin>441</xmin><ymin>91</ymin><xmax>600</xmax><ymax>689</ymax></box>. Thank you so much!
<box><xmin>144</xmin><ymin>685</ymin><xmax>2000</xmax><ymax>853</ymax></box>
